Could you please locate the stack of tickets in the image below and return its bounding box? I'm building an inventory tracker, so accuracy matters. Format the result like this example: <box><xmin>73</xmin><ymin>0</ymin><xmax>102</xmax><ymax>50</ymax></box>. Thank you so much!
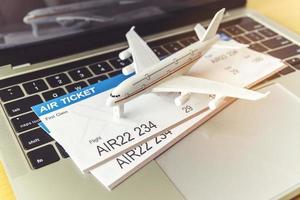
<box><xmin>32</xmin><ymin>46</ymin><xmax>285</xmax><ymax>190</ymax></box>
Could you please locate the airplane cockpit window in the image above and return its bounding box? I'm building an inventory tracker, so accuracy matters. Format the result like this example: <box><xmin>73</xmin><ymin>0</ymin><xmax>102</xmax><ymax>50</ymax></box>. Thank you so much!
<box><xmin>110</xmin><ymin>93</ymin><xmax>120</xmax><ymax>98</ymax></box>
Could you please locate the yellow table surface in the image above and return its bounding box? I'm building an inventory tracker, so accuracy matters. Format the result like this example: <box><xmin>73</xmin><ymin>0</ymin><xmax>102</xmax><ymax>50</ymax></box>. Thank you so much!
<box><xmin>247</xmin><ymin>0</ymin><xmax>300</xmax><ymax>34</ymax></box>
<box><xmin>0</xmin><ymin>0</ymin><xmax>299</xmax><ymax>199</ymax></box>
<box><xmin>0</xmin><ymin>162</ymin><xmax>15</xmax><ymax>200</ymax></box>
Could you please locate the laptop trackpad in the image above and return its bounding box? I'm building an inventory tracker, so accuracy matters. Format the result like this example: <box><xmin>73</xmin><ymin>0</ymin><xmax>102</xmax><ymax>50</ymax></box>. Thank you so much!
<box><xmin>156</xmin><ymin>84</ymin><xmax>300</xmax><ymax>200</ymax></box>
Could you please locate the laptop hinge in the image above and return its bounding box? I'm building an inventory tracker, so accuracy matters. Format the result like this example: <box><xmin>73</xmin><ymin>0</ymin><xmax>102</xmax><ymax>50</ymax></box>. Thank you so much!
<box><xmin>12</xmin><ymin>63</ymin><xmax>31</xmax><ymax>69</ymax></box>
<box><xmin>0</xmin><ymin>64</ymin><xmax>12</xmax><ymax>70</ymax></box>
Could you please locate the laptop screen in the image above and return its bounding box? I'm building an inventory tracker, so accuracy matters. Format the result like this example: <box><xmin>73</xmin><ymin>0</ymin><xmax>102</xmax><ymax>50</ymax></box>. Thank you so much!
<box><xmin>0</xmin><ymin>0</ymin><xmax>245</xmax><ymax>66</ymax></box>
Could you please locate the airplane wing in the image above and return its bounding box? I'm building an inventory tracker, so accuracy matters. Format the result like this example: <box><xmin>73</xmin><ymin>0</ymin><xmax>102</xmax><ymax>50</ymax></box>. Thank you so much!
<box><xmin>125</xmin><ymin>27</ymin><xmax>160</xmax><ymax>73</ymax></box>
<box><xmin>152</xmin><ymin>75</ymin><xmax>268</xmax><ymax>100</ymax></box>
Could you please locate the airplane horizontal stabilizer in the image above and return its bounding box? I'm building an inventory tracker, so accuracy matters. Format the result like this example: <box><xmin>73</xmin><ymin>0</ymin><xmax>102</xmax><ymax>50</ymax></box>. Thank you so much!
<box><xmin>194</xmin><ymin>23</ymin><xmax>206</xmax><ymax>40</ymax></box>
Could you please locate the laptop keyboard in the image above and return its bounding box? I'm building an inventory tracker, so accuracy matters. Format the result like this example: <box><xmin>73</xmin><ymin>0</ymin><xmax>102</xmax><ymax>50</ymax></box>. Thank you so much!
<box><xmin>0</xmin><ymin>16</ymin><xmax>300</xmax><ymax>170</ymax></box>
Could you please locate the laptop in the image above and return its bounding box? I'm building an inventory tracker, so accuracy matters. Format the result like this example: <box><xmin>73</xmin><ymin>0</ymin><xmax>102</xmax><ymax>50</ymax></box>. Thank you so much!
<box><xmin>0</xmin><ymin>0</ymin><xmax>299</xmax><ymax>199</ymax></box>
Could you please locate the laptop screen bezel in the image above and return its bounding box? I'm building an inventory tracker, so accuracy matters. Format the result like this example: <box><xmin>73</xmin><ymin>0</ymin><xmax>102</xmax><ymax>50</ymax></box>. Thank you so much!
<box><xmin>0</xmin><ymin>0</ymin><xmax>246</xmax><ymax>67</ymax></box>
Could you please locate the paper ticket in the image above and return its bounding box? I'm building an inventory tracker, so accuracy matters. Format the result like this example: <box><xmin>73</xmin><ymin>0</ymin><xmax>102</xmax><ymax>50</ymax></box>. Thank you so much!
<box><xmin>32</xmin><ymin>47</ymin><xmax>284</xmax><ymax>173</ymax></box>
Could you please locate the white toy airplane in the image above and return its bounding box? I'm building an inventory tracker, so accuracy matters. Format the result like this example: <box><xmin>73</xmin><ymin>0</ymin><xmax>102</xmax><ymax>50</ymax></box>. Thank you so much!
<box><xmin>106</xmin><ymin>8</ymin><xmax>269</xmax><ymax>118</ymax></box>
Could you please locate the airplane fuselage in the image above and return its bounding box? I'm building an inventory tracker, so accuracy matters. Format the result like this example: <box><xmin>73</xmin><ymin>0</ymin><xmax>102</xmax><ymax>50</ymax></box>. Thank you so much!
<box><xmin>106</xmin><ymin>35</ymin><xmax>219</xmax><ymax>106</ymax></box>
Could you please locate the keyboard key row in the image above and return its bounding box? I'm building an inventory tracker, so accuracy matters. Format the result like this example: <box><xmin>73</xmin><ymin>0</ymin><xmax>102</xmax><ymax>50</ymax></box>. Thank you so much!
<box><xmin>0</xmin><ymin>49</ymin><xmax>119</xmax><ymax>89</ymax></box>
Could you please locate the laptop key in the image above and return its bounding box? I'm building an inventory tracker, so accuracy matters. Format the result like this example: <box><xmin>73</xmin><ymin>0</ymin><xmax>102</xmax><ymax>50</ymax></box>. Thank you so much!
<box><xmin>109</xmin><ymin>58</ymin><xmax>131</xmax><ymax>69</ymax></box>
<box><xmin>261</xmin><ymin>36</ymin><xmax>291</xmax><ymax>49</ymax></box>
<box><xmin>223</xmin><ymin>25</ymin><xmax>244</xmax><ymax>36</ymax></box>
<box><xmin>19</xmin><ymin>128</ymin><xmax>53</xmax><ymax>150</ymax></box>
<box><xmin>286</xmin><ymin>57</ymin><xmax>300</xmax><ymax>69</ymax></box>
<box><xmin>0</xmin><ymin>86</ymin><xmax>24</xmax><ymax>102</ymax></box>
<box><xmin>244</xmin><ymin>32</ymin><xmax>264</xmax><ymax>42</ymax></box>
<box><xmin>46</xmin><ymin>73</ymin><xmax>71</xmax><ymax>88</ymax></box>
<box><xmin>239</xmin><ymin>21</ymin><xmax>264</xmax><ymax>31</ymax></box>
<box><xmin>87</xmin><ymin>75</ymin><xmax>108</xmax><ymax>85</ymax></box>
<box><xmin>152</xmin><ymin>46</ymin><xmax>169</xmax><ymax>59</ymax></box>
<box><xmin>89</xmin><ymin>61</ymin><xmax>113</xmax><ymax>75</ymax></box>
<box><xmin>23</xmin><ymin>79</ymin><xmax>48</xmax><ymax>95</ymax></box>
<box><xmin>249</xmin><ymin>43</ymin><xmax>268</xmax><ymax>52</ymax></box>
<box><xmin>11</xmin><ymin>112</ymin><xmax>40</xmax><ymax>133</ymax></box>
<box><xmin>179</xmin><ymin>37</ymin><xmax>197</xmax><ymax>47</ymax></box>
<box><xmin>233</xmin><ymin>36</ymin><xmax>251</xmax><ymax>44</ymax></box>
<box><xmin>163</xmin><ymin>42</ymin><xmax>183</xmax><ymax>53</ymax></box>
<box><xmin>42</xmin><ymin>88</ymin><xmax>66</xmax><ymax>101</ymax></box>
<box><xmin>108</xmin><ymin>70</ymin><xmax>122</xmax><ymax>77</ymax></box>
<box><xmin>258</xmin><ymin>28</ymin><xmax>277</xmax><ymax>38</ymax></box>
<box><xmin>68</xmin><ymin>67</ymin><xmax>92</xmax><ymax>81</ymax></box>
<box><xmin>27</xmin><ymin>145</ymin><xmax>60</xmax><ymax>169</ymax></box>
<box><xmin>4</xmin><ymin>95</ymin><xmax>43</xmax><ymax>117</ymax></box>
<box><xmin>55</xmin><ymin>142</ymin><xmax>69</xmax><ymax>158</ymax></box>
<box><xmin>268</xmin><ymin>45</ymin><xmax>300</xmax><ymax>59</ymax></box>
<box><xmin>65</xmin><ymin>81</ymin><xmax>88</xmax><ymax>93</ymax></box>
<box><xmin>278</xmin><ymin>66</ymin><xmax>295</xmax><ymax>75</ymax></box>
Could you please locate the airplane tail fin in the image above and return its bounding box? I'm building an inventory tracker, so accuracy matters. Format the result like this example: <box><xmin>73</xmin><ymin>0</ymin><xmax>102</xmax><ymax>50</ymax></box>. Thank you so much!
<box><xmin>195</xmin><ymin>8</ymin><xmax>225</xmax><ymax>42</ymax></box>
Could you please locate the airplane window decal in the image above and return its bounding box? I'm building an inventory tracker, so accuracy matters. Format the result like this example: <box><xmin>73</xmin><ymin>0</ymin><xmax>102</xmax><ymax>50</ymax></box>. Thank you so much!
<box><xmin>145</xmin><ymin>74</ymin><xmax>151</xmax><ymax>80</ymax></box>
<box><xmin>174</xmin><ymin>58</ymin><xmax>179</xmax><ymax>64</ymax></box>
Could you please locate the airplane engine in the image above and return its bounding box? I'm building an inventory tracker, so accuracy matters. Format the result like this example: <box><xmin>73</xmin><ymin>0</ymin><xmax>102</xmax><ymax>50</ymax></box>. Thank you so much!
<box><xmin>208</xmin><ymin>96</ymin><xmax>225</xmax><ymax>110</ymax></box>
<box><xmin>119</xmin><ymin>49</ymin><xmax>131</xmax><ymax>60</ymax></box>
<box><xmin>122</xmin><ymin>65</ymin><xmax>135</xmax><ymax>75</ymax></box>
<box><xmin>175</xmin><ymin>93</ymin><xmax>191</xmax><ymax>106</ymax></box>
